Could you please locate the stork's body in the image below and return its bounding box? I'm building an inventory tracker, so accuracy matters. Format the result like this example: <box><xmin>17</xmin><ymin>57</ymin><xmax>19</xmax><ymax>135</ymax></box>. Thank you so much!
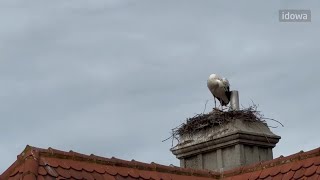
<box><xmin>207</xmin><ymin>74</ymin><xmax>231</xmax><ymax>107</ymax></box>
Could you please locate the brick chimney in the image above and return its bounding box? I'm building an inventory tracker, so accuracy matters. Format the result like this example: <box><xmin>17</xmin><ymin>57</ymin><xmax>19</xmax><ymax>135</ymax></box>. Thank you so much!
<box><xmin>171</xmin><ymin>117</ymin><xmax>281</xmax><ymax>171</ymax></box>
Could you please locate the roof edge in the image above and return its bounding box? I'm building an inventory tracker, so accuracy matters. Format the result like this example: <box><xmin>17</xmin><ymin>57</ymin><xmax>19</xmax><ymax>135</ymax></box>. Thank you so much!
<box><xmin>0</xmin><ymin>157</ymin><xmax>20</xmax><ymax>180</ymax></box>
<box><xmin>0</xmin><ymin>145</ymin><xmax>40</xmax><ymax>180</ymax></box>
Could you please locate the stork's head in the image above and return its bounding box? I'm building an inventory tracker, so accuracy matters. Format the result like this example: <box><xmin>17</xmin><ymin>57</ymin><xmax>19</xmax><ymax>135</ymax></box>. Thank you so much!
<box><xmin>208</xmin><ymin>73</ymin><xmax>218</xmax><ymax>80</ymax></box>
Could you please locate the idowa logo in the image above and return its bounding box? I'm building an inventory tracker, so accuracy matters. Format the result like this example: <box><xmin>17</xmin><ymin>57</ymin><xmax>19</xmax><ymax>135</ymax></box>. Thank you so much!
<box><xmin>279</xmin><ymin>10</ymin><xmax>311</xmax><ymax>22</ymax></box>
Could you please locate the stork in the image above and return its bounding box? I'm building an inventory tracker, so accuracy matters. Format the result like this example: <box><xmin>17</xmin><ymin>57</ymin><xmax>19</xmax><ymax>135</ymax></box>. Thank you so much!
<box><xmin>207</xmin><ymin>74</ymin><xmax>231</xmax><ymax>109</ymax></box>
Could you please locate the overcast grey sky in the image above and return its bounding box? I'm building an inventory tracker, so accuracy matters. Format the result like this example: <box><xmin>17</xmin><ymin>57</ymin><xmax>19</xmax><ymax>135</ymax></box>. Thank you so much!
<box><xmin>1</xmin><ymin>0</ymin><xmax>319</xmax><ymax>173</ymax></box>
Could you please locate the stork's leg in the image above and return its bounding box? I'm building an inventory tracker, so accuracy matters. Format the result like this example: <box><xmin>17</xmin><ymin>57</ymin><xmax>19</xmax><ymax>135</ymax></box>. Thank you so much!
<box><xmin>214</xmin><ymin>98</ymin><xmax>217</xmax><ymax>108</ymax></box>
<box><xmin>218</xmin><ymin>103</ymin><xmax>222</xmax><ymax>110</ymax></box>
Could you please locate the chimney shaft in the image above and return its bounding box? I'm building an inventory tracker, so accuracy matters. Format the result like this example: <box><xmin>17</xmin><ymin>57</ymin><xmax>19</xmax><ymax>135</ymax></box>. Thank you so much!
<box><xmin>171</xmin><ymin>117</ymin><xmax>281</xmax><ymax>171</ymax></box>
<box><xmin>230</xmin><ymin>90</ymin><xmax>240</xmax><ymax>110</ymax></box>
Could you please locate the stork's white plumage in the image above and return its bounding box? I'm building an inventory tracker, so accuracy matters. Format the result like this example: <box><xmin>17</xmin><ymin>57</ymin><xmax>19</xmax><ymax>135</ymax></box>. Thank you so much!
<box><xmin>207</xmin><ymin>74</ymin><xmax>231</xmax><ymax>107</ymax></box>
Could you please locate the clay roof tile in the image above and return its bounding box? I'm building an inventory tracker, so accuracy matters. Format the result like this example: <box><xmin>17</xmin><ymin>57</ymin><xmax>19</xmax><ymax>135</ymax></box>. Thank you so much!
<box><xmin>316</xmin><ymin>166</ymin><xmax>320</xmax><ymax>174</ymax></box>
<box><xmin>314</xmin><ymin>157</ymin><xmax>320</xmax><ymax>166</ymax></box>
<box><xmin>21</xmin><ymin>173</ymin><xmax>36</xmax><ymax>180</ymax></box>
<box><xmin>292</xmin><ymin>167</ymin><xmax>306</xmax><ymax>179</ymax></box>
<box><xmin>291</xmin><ymin>161</ymin><xmax>303</xmax><ymax>171</ymax></box>
<box><xmin>68</xmin><ymin>168</ymin><xmax>82</xmax><ymax>180</ymax></box>
<box><xmin>80</xmin><ymin>171</ymin><xmax>94</xmax><ymax>180</ymax></box>
<box><xmin>44</xmin><ymin>166</ymin><xmax>58</xmax><ymax>178</ymax></box>
<box><xmin>37</xmin><ymin>175</ymin><xmax>45</xmax><ymax>180</ymax></box>
<box><xmin>91</xmin><ymin>171</ymin><xmax>104</xmax><ymax>180</ymax></box>
<box><xmin>308</xmin><ymin>174</ymin><xmax>320</xmax><ymax>180</ymax></box>
<box><xmin>282</xmin><ymin>170</ymin><xmax>295</xmax><ymax>180</ymax></box>
<box><xmin>104</xmin><ymin>165</ymin><xmax>117</xmax><ymax>176</ymax></box>
<box><xmin>54</xmin><ymin>167</ymin><xmax>71</xmax><ymax>179</ymax></box>
<box><xmin>304</xmin><ymin>165</ymin><xmax>318</xmax><ymax>177</ymax></box>
<box><xmin>37</xmin><ymin>166</ymin><xmax>47</xmax><ymax>176</ymax></box>
<box><xmin>271</xmin><ymin>173</ymin><xmax>283</xmax><ymax>180</ymax></box>
<box><xmin>280</xmin><ymin>162</ymin><xmax>293</xmax><ymax>173</ymax></box>
<box><xmin>248</xmin><ymin>170</ymin><xmax>261</xmax><ymax>180</ymax></box>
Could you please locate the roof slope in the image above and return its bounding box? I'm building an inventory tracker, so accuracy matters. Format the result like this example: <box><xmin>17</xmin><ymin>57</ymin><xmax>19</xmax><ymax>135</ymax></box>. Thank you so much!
<box><xmin>0</xmin><ymin>145</ymin><xmax>219</xmax><ymax>180</ymax></box>
<box><xmin>1</xmin><ymin>145</ymin><xmax>320</xmax><ymax>180</ymax></box>
<box><xmin>222</xmin><ymin>147</ymin><xmax>320</xmax><ymax>180</ymax></box>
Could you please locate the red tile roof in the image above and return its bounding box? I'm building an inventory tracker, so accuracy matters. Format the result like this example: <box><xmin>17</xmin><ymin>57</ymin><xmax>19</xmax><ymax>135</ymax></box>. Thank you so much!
<box><xmin>1</xmin><ymin>145</ymin><xmax>320</xmax><ymax>180</ymax></box>
<box><xmin>0</xmin><ymin>145</ymin><xmax>219</xmax><ymax>180</ymax></box>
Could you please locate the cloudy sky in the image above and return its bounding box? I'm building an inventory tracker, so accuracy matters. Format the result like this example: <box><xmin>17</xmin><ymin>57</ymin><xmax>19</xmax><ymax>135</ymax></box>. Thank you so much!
<box><xmin>0</xmin><ymin>0</ymin><xmax>319</xmax><ymax>173</ymax></box>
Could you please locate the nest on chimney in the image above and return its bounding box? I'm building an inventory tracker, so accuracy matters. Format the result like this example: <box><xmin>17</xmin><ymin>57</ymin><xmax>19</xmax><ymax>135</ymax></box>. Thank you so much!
<box><xmin>176</xmin><ymin>105</ymin><xmax>263</xmax><ymax>137</ymax></box>
<box><xmin>162</xmin><ymin>104</ymin><xmax>283</xmax><ymax>146</ymax></box>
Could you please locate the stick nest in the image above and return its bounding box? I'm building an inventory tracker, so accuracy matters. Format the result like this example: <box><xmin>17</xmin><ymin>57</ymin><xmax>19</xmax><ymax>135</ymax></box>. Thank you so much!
<box><xmin>176</xmin><ymin>105</ymin><xmax>263</xmax><ymax>137</ymax></box>
<box><xmin>163</xmin><ymin>104</ymin><xmax>283</xmax><ymax>146</ymax></box>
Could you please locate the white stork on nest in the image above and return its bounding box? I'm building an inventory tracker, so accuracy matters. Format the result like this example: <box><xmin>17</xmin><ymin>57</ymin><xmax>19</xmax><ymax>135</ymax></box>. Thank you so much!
<box><xmin>207</xmin><ymin>74</ymin><xmax>231</xmax><ymax>108</ymax></box>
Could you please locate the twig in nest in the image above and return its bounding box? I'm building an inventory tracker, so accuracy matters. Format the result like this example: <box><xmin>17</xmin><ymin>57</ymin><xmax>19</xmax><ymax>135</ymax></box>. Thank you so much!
<box><xmin>268</xmin><ymin>125</ymin><xmax>278</xmax><ymax>128</ymax></box>
<box><xmin>203</xmin><ymin>100</ymin><xmax>209</xmax><ymax>114</ymax></box>
<box><xmin>162</xmin><ymin>135</ymin><xmax>173</xmax><ymax>142</ymax></box>
<box><xmin>263</xmin><ymin>118</ymin><xmax>284</xmax><ymax>127</ymax></box>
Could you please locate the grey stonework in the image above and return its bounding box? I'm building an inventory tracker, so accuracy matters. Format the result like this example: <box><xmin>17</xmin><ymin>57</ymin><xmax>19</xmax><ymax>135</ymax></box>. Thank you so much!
<box><xmin>171</xmin><ymin>119</ymin><xmax>280</xmax><ymax>171</ymax></box>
